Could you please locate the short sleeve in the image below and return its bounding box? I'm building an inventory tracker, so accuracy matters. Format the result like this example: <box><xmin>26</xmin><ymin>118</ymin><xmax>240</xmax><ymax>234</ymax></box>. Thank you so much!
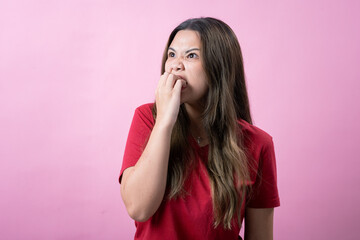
<box><xmin>246</xmin><ymin>137</ymin><xmax>280</xmax><ymax>208</ymax></box>
<box><xmin>119</xmin><ymin>104</ymin><xmax>154</xmax><ymax>183</ymax></box>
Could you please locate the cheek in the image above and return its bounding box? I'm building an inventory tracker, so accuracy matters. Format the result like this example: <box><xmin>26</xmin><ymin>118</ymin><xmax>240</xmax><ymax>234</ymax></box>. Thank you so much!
<box><xmin>164</xmin><ymin>59</ymin><xmax>172</xmax><ymax>72</ymax></box>
<box><xmin>200</xmin><ymin>74</ymin><xmax>210</xmax><ymax>93</ymax></box>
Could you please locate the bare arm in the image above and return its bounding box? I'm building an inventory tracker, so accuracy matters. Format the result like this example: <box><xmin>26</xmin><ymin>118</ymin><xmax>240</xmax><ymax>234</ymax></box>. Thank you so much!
<box><xmin>244</xmin><ymin>208</ymin><xmax>274</xmax><ymax>240</ymax></box>
<box><xmin>120</xmin><ymin>123</ymin><xmax>172</xmax><ymax>222</ymax></box>
<box><xmin>120</xmin><ymin>70</ymin><xmax>185</xmax><ymax>222</ymax></box>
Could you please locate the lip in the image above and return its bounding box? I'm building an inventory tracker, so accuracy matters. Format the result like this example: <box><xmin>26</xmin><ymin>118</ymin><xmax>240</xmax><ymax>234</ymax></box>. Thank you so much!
<box><xmin>181</xmin><ymin>83</ymin><xmax>187</xmax><ymax>91</ymax></box>
<box><xmin>174</xmin><ymin>74</ymin><xmax>187</xmax><ymax>90</ymax></box>
<box><xmin>174</xmin><ymin>74</ymin><xmax>187</xmax><ymax>81</ymax></box>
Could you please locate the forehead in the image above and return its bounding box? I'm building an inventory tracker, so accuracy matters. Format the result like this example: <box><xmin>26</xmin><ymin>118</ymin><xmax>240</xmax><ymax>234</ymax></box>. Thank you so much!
<box><xmin>169</xmin><ymin>30</ymin><xmax>201</xmax><ymax>49</ymax></box>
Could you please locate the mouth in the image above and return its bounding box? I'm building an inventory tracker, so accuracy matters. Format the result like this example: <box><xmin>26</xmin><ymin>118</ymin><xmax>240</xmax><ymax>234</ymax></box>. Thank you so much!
<box><xmin>181</xmin><ymin>82</ymin><xmax>187</xmax><ymax>90</ymax></box>
<box><xmin>174</xmin><ymin>75</ymin><xmax>187</xmax><ymax>90</ymax></box>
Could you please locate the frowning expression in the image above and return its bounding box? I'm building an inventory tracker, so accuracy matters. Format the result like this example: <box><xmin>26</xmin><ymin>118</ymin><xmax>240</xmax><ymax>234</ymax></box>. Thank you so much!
<box><xmin>165</xmin><ymin>30</ymin><xmax>209</xmax><ymax>105</ymax></box>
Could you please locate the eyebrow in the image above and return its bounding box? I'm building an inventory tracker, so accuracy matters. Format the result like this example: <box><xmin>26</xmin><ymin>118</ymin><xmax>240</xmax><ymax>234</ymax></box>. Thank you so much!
<box><xmin>168</xmin><ymin>47</ymin><xmax>200</xmax><ymax>54</ymax></box>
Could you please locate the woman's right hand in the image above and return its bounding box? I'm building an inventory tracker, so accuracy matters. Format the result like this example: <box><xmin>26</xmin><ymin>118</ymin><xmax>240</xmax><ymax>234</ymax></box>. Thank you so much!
<box><xmin>121</xmin><ymin>69</ymin><xmax>186</xmax><ymax>222</ymax></box>
<box><xmin>155</xmin><ymin>69</ymin><xmax>186</xmax><ymax>128</ymax></box>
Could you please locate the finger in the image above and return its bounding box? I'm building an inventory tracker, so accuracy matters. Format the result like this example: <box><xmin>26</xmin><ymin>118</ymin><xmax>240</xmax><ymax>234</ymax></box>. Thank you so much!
<box><xmin>159</xmin><ymin>71</ymin><xmax>170</xmax><ymax>87</ymax></box>
<box><xmin>173</xmin><ymin>79</ymin><xmax>185</xmax><ymax>96</ymax></box>
<box><xmin>156</xmin><ymin>72</ymin><xmax>171</xmax><ymax>95</ymax></box>
<box><xmin>160</xmin><ymin>66</ymin><xmax>173</xmax><ymax>84</ymax></box>
<box><xmin>165</xmin><ymin>73</ymin><xmax>179</xmax><ymax>89</ymax></box>
<box><xmin>166</xmin><ymin>67</ymin><xmax>173</xmax><ymax>74</ymax></box>
<box><xmin>162</xmin><ymin>67</ymin><xmax>173</xmax><ymax>84</ymax></box>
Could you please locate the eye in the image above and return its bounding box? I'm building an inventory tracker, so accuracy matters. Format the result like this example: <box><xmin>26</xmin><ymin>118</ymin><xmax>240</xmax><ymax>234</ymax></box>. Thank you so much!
<box><xmin>187</xmin><ymin>53</ymin><xmax>198</xmax><ymax>59</ymax></box>
<box><xmin>168</xmin><ymin>52</ymin><xmax>175</xmax><ymax>58</ymax></box>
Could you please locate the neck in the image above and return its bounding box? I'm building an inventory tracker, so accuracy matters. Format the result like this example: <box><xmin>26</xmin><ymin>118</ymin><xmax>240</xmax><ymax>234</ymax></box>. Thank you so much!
<box><xmin>185</xmin><ymin>103</ymin><xmax>208</xmax><ymax>145</ymax></box>
<box><xmin>185</xmin><ymin>103</ymin><xmax>202</xmax><ymax>125</ymax></box>
<box><xmin>185</xmin><ymin>102</ymin><xmax>206</xmax><ymax>129</ymax></box>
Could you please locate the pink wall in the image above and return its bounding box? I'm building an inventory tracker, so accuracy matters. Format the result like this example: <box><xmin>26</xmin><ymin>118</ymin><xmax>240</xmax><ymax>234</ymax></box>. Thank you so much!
<box><xmin>1</xmin><ymin>0</ymin><xmax>359</xmax><ymax>239</ymax></box>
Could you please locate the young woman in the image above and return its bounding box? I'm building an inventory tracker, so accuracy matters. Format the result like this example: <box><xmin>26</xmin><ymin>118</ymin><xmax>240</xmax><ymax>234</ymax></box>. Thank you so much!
<box><xmin>119</xmin><ymin>17</ymin><xmax>280</xmax><ymax>240</ymax></box>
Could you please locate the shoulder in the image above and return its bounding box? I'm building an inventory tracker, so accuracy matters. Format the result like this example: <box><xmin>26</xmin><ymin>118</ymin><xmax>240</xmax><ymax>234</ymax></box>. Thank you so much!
<box><xmin>135</xmin><ymin>103</ymin><xmax>154</xmax><ymax>115</ymax></box>
<box><xmin>237</xmin><ymin>119</ymin><xmax>273</xmax><ymax>151</ymax></box>
<box><xmin>130</xmin><ymin>103</ymin><xmax>155</xmax><ymax>130</ymax></box>
<box><xmin>134</xmin><ymin>103</ymin><xmax>154</xmax><ymax>120</ymax></box>
<box><xmin>239</xmin><ymin>120</ymin><xmax>280</xmax><ymax>208</ymax></box>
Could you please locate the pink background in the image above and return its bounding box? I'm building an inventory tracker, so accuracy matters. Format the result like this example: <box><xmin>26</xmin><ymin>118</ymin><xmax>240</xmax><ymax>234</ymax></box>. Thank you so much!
<box><xmin>1</xmin><ymin>0</ymin><xmax>359</xmax><ymax>239</ymax></box>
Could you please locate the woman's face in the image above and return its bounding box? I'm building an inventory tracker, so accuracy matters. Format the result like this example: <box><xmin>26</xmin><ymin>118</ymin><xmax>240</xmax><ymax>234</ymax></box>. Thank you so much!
<box><xmin>165</xmin><ymin>30</ymin><xmax>209</xmax><ymax>106</ymax></box>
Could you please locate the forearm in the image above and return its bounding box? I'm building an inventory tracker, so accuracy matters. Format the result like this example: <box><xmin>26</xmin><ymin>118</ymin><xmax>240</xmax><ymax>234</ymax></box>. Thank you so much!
<box><xmin>121</xmin><ymin>122</ymin><xmax>172</xmax><ymax>221</ymax></box>
<box><xmin>244</xmin><ymin>208</ymin><xmax>274</xmax><ymax>240</ymax></box>
<box><xmin>121</xmin><ymin>70</ymin><xmax>185</xmax><ymax>221</ymax></box>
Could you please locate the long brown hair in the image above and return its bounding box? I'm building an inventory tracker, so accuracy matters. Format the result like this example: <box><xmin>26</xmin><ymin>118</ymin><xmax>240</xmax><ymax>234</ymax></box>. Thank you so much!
<box><xmin>152</xmin><ymin>17</ymin><xmax>252</xmax><ymax>229</ymax></box>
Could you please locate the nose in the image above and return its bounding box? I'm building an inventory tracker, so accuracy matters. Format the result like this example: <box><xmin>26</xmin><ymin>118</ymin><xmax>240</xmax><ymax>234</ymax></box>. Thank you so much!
<box><xmin>171</xmin><ymin>58</ymin><xmax>185</xmax><ymax>72</ymax></box>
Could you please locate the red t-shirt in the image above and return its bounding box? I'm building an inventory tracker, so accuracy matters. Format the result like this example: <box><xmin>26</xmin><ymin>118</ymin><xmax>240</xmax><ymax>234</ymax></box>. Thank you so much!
<box><xmin>119</xmin><ymin>103</ymin><xmax>280</xmax><ymax>240</ymax></box>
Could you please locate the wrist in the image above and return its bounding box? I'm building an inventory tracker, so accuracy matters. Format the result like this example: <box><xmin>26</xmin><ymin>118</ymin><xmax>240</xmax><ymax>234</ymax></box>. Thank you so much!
<box><xmin>153</xmin><ymin>118</ymin><xmax>174</xmax><ymax>135</ymax></box>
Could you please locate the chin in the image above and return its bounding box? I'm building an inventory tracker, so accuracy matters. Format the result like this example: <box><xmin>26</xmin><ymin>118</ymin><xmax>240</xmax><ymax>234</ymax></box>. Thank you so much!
<box><xmin>180</xmin><ymin>94</ymin><xmax>187</xmax><ymax>104</ymax></box>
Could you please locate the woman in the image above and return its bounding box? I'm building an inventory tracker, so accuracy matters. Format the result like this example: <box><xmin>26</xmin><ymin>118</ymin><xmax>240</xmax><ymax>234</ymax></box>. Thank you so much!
<box><xmin>119</xmin><ymin>17</ymin><xmax>280</xmax><ymax>240</ymax></box>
